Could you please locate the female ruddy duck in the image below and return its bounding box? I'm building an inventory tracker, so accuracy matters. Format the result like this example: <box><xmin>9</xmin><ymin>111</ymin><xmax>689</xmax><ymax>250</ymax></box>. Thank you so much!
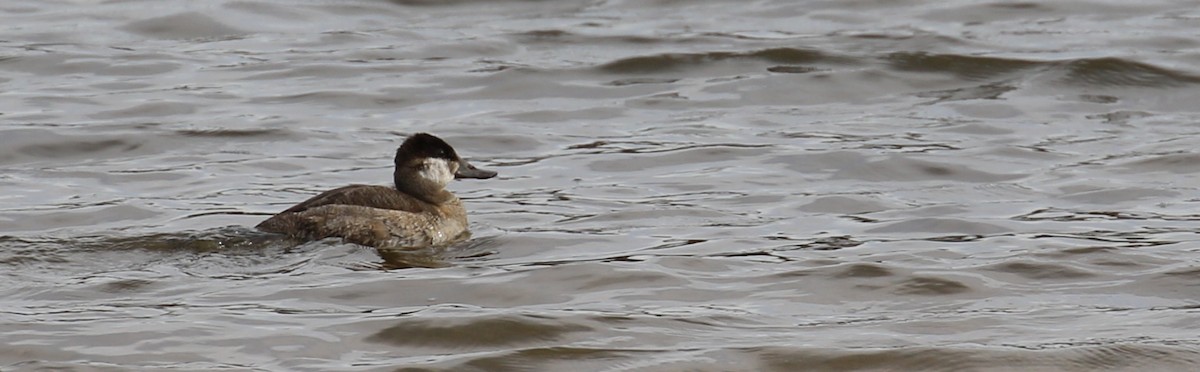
<box><xmin>256</xmin><ymin>133</ymin><xmax>497</xmax><ymax>248</ymax></box>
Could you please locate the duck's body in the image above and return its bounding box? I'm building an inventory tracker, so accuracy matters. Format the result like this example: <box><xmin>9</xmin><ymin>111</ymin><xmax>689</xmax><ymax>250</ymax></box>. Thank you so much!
<box><xmin>255</xmin><ymin>184</ymin><xmax>471</xmax><ymax>248</ymax></box>
<box><xmin>256</xmin><ymin>133</ymin><xmax>496</xmax><ymax>248</ymax></box>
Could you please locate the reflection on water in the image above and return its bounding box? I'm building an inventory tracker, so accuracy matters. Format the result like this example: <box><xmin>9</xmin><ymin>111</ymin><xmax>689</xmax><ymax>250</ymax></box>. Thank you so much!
<box><xmin>4</xmin><ymin>0</ymin><xmax>1200</xmax><ymax>370</ymax></box>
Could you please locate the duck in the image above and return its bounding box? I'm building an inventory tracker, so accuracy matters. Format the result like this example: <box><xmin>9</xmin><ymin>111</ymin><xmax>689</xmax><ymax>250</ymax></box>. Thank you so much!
<box><xmin>255</xmin><ymin>133</ymin><xmax>497</xmax><ymax>248</ymax></box>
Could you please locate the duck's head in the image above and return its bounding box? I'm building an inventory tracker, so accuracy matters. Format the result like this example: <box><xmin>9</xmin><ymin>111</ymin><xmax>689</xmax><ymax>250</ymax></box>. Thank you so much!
<box><xmin>393</xmin><ymin>133</ymin><xmax>497</xmax><ymax>195</ymax></box>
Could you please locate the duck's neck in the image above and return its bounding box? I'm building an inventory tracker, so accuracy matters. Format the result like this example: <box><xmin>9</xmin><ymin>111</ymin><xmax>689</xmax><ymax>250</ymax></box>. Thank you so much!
<box><xmin>394</xmin><ymin>169</ymin><xmax>455</xmax><ymax>205</ymax></box>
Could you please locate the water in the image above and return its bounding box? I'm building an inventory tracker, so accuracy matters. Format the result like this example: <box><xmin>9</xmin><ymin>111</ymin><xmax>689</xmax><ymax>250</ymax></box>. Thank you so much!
<box><xmin>3</xmin><ymin>0</ymin><xmax>1200</xmax><ymax>370</ymax></box>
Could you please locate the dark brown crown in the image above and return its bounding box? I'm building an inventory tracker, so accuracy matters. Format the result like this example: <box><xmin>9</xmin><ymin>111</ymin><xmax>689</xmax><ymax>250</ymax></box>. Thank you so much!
<box><xmin>395</xmin><ymin>133</ymin><xmax>459</xmax><ymax>165</ymax></box>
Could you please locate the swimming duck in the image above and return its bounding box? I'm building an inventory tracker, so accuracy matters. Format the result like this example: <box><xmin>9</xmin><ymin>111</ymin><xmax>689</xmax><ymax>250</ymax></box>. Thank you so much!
<box><xmin>256</xmin><ymin>133</ymin><xmax>497</xmax><ymax>248</ymax></box>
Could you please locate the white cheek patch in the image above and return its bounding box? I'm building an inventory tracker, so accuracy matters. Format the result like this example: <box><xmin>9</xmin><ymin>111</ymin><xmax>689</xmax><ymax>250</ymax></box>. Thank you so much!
<box><xmin>419</xmin><ymin>158</ymin><xmax>454</xmax><ymax>186</ymax></box>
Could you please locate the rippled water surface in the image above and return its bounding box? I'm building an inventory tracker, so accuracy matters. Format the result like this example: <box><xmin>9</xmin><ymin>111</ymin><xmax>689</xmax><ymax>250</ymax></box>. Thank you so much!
<box><xmin>4</xmin><ymin>0</ymin><xmax>1200</xmax><ymax>370</ymax></box>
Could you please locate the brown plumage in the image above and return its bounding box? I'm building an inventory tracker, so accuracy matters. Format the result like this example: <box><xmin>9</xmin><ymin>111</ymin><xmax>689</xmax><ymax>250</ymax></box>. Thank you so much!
<box><xmin>256</xmin><ymin>133</ymin><xmax>496</xmax><ymax>248</ymax></box>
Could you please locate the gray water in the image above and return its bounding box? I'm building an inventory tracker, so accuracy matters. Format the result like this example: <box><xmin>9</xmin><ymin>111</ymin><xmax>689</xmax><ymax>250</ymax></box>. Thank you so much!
<box><xmin>3</xmin><ymin>0</ymin><xmax>1200</xmax><ymax>371</ymax></box>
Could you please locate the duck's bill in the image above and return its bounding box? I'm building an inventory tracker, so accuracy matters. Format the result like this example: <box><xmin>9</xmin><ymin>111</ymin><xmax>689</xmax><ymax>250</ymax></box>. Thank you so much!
<box><xmin>455</xmin><ymin>159</ymin><xmax>497</xmax><ymax>179</ymax></box>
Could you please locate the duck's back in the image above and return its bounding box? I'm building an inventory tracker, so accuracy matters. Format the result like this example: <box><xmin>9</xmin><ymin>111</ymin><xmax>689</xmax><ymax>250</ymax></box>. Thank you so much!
<box><xmin>271</xmin><ymin>184</ymin><xmax>431</xmax><ymax>215</ymax></box>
